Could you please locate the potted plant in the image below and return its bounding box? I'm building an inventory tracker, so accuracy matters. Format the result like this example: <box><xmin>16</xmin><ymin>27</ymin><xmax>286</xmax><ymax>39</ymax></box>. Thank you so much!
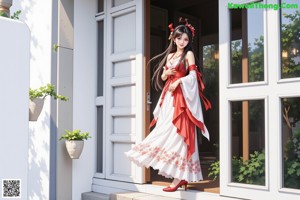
<box><xmin>29</xmin><ymin>83</ymin><xmax>68</xmax><ymax>121</ymax></box>
<box><xmin>58</xmin><ymin>129</ymin><xmax>91</xmax><ymax>159</ymax></box>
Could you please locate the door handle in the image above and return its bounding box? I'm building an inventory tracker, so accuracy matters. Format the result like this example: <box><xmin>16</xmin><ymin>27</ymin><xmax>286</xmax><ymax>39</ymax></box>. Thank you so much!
<box><xmin>147</xmin><ymin>92</ymin><xmax>152</xmax><ymax>111</ymax></box>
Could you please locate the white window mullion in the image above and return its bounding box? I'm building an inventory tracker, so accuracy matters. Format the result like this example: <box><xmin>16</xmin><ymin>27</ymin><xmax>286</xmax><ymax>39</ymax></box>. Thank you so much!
<box><xmin>219</xmin><ymin>0</ymin><xmax>231</xmax><ymax>193</ymax></box>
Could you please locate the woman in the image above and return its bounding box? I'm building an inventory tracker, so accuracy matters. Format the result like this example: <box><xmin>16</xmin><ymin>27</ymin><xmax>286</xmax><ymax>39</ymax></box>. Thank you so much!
<box><xmin>126</xmin><ymin>18</ymin><xmax>211</xmax><ymax>192</ymax></box>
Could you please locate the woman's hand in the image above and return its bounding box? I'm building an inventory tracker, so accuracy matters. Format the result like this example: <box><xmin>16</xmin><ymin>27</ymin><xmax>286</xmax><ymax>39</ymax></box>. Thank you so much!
<box><xmin>164</xmin><ymin>68</ymin><xmax>176</xmax><ymax>76</ymax></box>
<box><xmin>169</xmin><ymin>79</ymin><xmax>181</xmax><ymax>92</ymax></box>
<box><xmin>161</xmin><ymin>68</ymin><xmax>176</xmax><ymax>81</ymax></box>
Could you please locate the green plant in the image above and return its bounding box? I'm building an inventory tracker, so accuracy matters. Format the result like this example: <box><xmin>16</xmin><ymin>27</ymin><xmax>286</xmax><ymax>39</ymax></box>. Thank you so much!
<box><xmin>53</xmin><ymin>44</ymin><xmax>59</xmax><ymax>52</ymax></box>
<box><xmin>208</xmin><ymin>150</ymin><xmax>265</xmax><ymax>185</ymax></box>
<box><xmin>59</xmin><ymin>129</ymin><xmax>91</xmax><ymax>141</ymax></box>
<box><xmin>284</xmin><ymin>129</ymin><xmax>300</xmax><ymax>189</ymax></box>
<box><xmin>10</xmin><ymin>10</ymin><xmax>21</xmax><ymax>20</ymax></box>
<box><xmin>29</xmin><ymin>83</ymin><xmax>69</xmax><ymax>101</ymax></box>
<box><xmin>208</xmin><ymin>160</ymin><xmax>219</xmax><ymax>181</ymax></box>
<box><xmin>0</xmin><ymin>11</ymin><xmax>8</xmax><ymax>18</ymax></box>
<box><xmin>0</xmin><ymin>10</ymin><xmax>21</xmax><ymax>19</ymax></box>
<box><xmin>234</xmin><ymin>151</ymin><xmax>265</xmax><ymax>185</ymax></box>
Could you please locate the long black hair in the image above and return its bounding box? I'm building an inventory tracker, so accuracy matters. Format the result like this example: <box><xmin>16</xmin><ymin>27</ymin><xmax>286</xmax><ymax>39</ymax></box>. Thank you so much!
<box><xmin>149</xmin><ymin>24</ymin><xmax>196</xmax><ymax>91</ymax></box>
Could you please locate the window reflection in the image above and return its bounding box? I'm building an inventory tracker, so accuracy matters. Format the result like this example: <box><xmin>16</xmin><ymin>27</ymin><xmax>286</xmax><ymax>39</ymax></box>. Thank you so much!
<box><xmin>281</xmin><ymin>0</ymin><xmax>300</xmax><ymax>79</ymax></box>
<box><xmin>203</xmin><ymin>44</ymin><xmax>219</xmax><ymax>98</ymax></box>
<box><xmin>97</xmin><ymin>21</ymin><xmax>104</xmax><ymax>96</ymax></box>
<box><xmin>231</xmin><ymin>40</ymin><xmax>242</xmax><ymax>83</ymax></box>
<box><xmin>231</xmin><ymin>100</ymin><xmax>265</xmax><ymax>185</ymax></box>
<box><xmin>97</xmin><ymin>106</ymin><xmax>103</xmax><ymax>173</ymax></box>
<box><xmin>281</xmin><ymin>97</ymin><xmax>300</xmax><ymax>189</ymax></box>
<box><xmin>98</xmin><ymin>0</ymin><xmax>104</xmax><ymax>13</ymax></box>
<box><xmin>113</xmin><ymin>0</ymin><xmax>132</xmax><ymax>7</ymax></box>
<box><xmin>230</xmin><ymin>5</ymin><xmax>264</xmax><ymax>84</ymax></box>
<box><xmin>203</xmin><ymin>44</ymin><xmax>219</xmax><ymax>159</ymax></box>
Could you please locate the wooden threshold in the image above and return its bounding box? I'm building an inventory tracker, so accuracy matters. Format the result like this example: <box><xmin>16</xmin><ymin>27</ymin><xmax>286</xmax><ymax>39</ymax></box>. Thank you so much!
<box><xmin>151</xmin><ymin>180</ymin><xmax>220</xmax><ymax>194</ymax></box>
<box><xmin>149</xmin><ymin>164</ymin><xmax>220</xmax><ymax>194</ymax></box>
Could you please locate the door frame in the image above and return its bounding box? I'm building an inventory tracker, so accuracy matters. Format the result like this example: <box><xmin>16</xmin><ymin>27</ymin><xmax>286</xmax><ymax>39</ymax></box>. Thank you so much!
<box><xmin>144</xmin><ymin>0</ymin><xmax>151</xmax><ymax>183</ymax></box>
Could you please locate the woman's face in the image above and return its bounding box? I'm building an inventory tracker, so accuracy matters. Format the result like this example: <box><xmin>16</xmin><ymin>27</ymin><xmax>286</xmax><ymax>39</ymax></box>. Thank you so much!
<box><xmin>174</xmin><ymin>33</ymin><xmax>189</xmax><ymax>50</ymax></box>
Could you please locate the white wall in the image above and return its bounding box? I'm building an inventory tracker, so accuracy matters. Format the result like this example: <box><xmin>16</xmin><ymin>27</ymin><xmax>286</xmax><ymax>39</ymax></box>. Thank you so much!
<box><xmin>11</xmin><ymin>1</ymin><xmax>54</xmax><ymax>200</ymax></box>
<box><xmin>9</xmin><ymin>0</ymin><xmax>97</xmax><ymax>199</ymax></box>
<box><xmin>0</xmin><ymin>17</ymin><xmax>30</xmax><ymax>200</ymax></box>
<box><xmin>73</xmin><ymin>0</ymin><xmax>98</xmax><ymax>199</ymax></box>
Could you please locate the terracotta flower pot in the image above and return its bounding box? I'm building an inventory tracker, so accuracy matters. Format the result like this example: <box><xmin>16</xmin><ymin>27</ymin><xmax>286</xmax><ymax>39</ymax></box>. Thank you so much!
<box><xmin>0</xmin><ymin>0</ymin><xmax>13</xmax><ymax>16</ymax></box>
<box><xmin>65</xmin><ymin>140</ymin><xmax>84</xmax><ymax>159</ymax></box>
<box><xmin>29</xmin><ymin>98</ymin><xmax>45</xmax><ymax>121</ymax></box>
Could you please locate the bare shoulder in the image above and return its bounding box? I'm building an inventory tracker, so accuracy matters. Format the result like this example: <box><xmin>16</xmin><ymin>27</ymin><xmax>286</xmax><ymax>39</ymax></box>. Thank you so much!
<box><xmin>185</xmin><ymin>51</ymin><xmax>195</xmax><ymax>64</ymax></box>
<box><xmin>186</xmin><ymin>51</ymin><xmax>195</xmax><ymax>58</ymax></box>
<box><xmin>167</xmin><ymin>53</ymin><xmax>174</xmax><ymax>61</ymax></box>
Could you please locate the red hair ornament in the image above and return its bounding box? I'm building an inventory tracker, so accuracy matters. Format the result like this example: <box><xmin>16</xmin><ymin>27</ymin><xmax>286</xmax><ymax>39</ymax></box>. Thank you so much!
<box><xmin>168</xmin><ymin>23</ymin><xmax>174</xmax><ymax>40</ymax></box>
<box><xmin>168</xmin><ymin>18</ymin><xmax>196</xmax><ymax>40</ymax></box>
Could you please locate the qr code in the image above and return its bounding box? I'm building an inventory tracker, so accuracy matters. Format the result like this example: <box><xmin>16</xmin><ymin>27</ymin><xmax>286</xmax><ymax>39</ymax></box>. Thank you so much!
<box><xmin>2</xmin><ymin>179</ymin><xmax>21</xmax><ymax>198</ymax></box>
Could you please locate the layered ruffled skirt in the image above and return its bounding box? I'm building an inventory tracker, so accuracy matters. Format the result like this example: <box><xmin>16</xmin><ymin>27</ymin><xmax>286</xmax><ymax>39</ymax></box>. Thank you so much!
<box><xmin>125</xmin><ymin>91</ymin><xmax>203</xmax><ymax>182</ymax></box>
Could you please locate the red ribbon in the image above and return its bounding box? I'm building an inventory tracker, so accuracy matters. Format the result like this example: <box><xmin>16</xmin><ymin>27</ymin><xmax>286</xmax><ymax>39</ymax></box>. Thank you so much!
<box><xmin>168</xmin><ymin>23</ymin><xmax>174</xmax><ymax>32</ymax></box>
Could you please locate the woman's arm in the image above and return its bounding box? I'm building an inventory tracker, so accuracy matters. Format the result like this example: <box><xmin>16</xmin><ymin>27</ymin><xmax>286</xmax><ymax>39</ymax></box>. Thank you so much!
<box><xmin>161</xmin><ymin>68</ymin><xmax>168</xmax><ymax>81</ymax></box>
<box><xmin>185</xmin><ymin>51</ymin><xmax>195</xmax><ymax>66</ymax></box>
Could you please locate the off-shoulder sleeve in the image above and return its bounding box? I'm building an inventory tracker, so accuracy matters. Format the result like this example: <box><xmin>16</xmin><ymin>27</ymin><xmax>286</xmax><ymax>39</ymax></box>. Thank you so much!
<box><xmin>180</xmin><ymin>68</ymin><xmax>209</xmax><ymax>140</ymax></box>
<box><xmin>180</xmin><ymin>70</ymin><xmax>203</xmax><ymax>122</ymax></box>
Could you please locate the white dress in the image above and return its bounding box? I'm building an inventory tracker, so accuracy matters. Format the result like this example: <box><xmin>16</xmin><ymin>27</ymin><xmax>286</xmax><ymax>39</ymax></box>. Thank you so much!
<box><xmin>126</xmin><ymin>58</ymin><xmax>210</xmax><ymax>182</ymax></box>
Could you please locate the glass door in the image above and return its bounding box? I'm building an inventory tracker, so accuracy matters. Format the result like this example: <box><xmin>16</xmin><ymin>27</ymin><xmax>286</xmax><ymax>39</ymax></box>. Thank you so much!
<box><xmin>219</xmin><ymin>0</ymin><xmax>300</xmax><ymax>199</ymax></box>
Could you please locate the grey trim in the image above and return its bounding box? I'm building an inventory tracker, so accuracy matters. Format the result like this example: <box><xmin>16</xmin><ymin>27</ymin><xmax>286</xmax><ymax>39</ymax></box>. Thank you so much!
<box><xmin>97</xmin><ymin>106</ymin><xmax>104</xmax><ymax>173</ymax></box>
<box><xmin>97</xmin><ymin>21</ymin><xmax>104</xmax><ymax>96</ymax></box>
<box><xmin>50</xmin><ymin>0</ymin><xmax>58</xmax><ymax>199</ymax></box>
<box><xmin>98</xmin><ymin>0</ymin><xmax>104</xmax><ymax>12</ymax></box>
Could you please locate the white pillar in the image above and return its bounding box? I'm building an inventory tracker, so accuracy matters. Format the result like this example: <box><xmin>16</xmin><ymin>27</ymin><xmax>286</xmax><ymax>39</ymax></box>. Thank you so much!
<box><xmin>0</xmin><ymin>16</ymin><xmax>30</xmax><ymax>200</ymax></box>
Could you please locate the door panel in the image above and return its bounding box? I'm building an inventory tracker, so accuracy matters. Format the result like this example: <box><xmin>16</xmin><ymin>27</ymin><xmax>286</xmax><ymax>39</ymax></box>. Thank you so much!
<box><xmin>105</xmin><ymin>0</ymin><xmax>145</xmax><ymax>183</ymax></box>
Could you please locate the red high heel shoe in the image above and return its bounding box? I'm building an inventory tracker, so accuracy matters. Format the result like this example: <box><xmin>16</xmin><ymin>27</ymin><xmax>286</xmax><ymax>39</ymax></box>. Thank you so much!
<box><xmin>163</xmin><ymin>180</ymin><xmax>188</xmax><ymax>192</ymax></box>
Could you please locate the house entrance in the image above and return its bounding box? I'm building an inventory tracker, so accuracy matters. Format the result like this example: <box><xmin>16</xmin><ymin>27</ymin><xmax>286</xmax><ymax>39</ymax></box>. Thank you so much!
<box><xmin>146</xmin><ymin>0</ymin><xmax>220</xmax><ymax>193</ymax></box>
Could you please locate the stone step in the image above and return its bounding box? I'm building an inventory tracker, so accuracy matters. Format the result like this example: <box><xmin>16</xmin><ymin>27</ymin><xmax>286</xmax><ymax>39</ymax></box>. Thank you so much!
<box><xmin>110</xmin><ymin>192</ymin><xmax>182</xmax><ymax>200</ymax></box>
<box><xmin>82</xmin><ymin>192</ymin><xmax>183</xmax><ymax>200</ymax></box>
<box><xmin>82</xmin><ymin>192</ymin><xmax>109</xmax><ymax>200</ymax></box>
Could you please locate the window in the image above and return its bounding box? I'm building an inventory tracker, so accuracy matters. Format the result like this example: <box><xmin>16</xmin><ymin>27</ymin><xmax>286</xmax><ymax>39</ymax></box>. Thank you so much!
<box><xmin>96</xmin><ymin>5</ymin><xmax>105</xmax><ymax>175</ymax></box>
<box><xmin>97</xmin><ymin>106</ymin><xmax>104</xmax><ymax>173</ymax></box>
<box><xmin>112</xmin><ymin>0</ymin><xmax>132</xmax><ymax>7</ymax></box>
<box><xmin>231</xmin><ymin>100</ymin><xmax>265</xmax><ymax>185</ymax></box>
<box><xmin>230</xmin><ymin>3</ymin><xmax>264</xmax><ymax>84</ymax></box>
<box><xmin>98</xmin><ymin>0</ymin><xmax>104</xmax><ymax>12</ymax></box>
<box><xmin>281</xmin><ymin>97</ymin><xmax>300</xmax><ymax>189</ymax></box>
<box><xmin>280</xmin><ymin>0</ymin><xmax>300</xmax><ymax>79</ymax></box>
<box><xmin>97</xmin><ymin>20</ymin><xmax>104</xmax><ymax>96</ymax></box>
